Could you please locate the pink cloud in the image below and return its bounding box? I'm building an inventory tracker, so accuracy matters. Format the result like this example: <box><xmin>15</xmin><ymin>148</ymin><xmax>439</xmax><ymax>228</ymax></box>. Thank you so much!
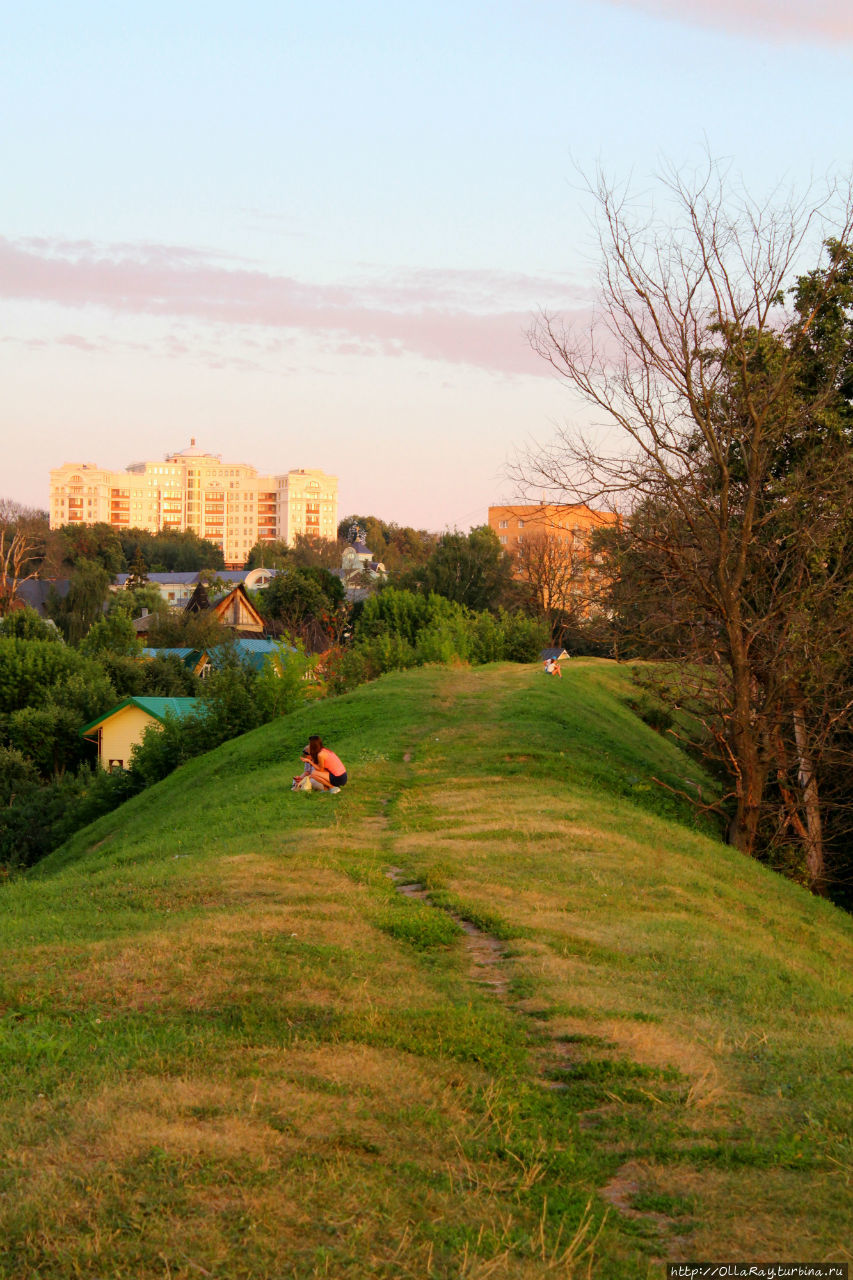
<box><xmin>0</xmin><ymin>236</ymin><xmax>589</xmax><ymax>377</ymax></box>
<box><xmin>604</xmin><ymin>0</ymin><xmax>853</xmax><ymax>43</ymax></box>
<box><xmin>56</xmin><ymin>333</ymin><xmax>100</xmax><ymax>352</ymax></box>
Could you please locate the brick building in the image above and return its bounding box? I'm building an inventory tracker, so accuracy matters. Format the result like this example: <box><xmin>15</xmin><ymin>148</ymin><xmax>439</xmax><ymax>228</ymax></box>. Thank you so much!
<box><xmin>488</xmin><ymin>502</ymin><xmax>619</xmax><ymax>612</ymax></box>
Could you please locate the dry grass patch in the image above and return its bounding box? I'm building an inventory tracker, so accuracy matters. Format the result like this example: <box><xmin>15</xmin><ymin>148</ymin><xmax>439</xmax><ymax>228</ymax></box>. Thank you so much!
<box><xmin>627</xmin><ymin>1163</ymin><xmax>852</xmax><ymax>1261</ymax></box>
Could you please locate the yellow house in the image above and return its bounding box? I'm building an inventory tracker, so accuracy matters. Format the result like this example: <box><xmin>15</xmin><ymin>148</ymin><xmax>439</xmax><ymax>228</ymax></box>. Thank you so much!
<box><xmin>80</xmin><ymin>697</ymin><xmax>199</xmax><ymax>771</ymax></box>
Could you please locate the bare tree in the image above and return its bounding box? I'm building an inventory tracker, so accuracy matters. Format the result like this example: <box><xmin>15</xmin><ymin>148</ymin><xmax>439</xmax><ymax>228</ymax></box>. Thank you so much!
<box><xmin>0</xmin><ymin>499</ymin><xmax>48</xmax><ymax>615</ymax></box>
<box><xmin>514</xmin><ymin>159</ymin><xmax>853</xmax><ymax>890</ymax></box>
<box><xmin>515</xmin><ymin>531</ymin><xmax>580</xmax><ymax>639</ymax></box>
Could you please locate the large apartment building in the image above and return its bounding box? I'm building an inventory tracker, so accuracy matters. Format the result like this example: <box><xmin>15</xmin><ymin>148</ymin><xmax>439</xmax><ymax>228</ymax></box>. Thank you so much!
<box><xmin>50</xmin><ymin>442</ymin><xmax>338</xmax><ymax>567</ymax></box>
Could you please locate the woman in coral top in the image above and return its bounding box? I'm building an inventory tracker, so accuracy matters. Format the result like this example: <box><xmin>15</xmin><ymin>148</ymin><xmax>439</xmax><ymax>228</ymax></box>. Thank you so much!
<box><xmin>302</xmin><ymin>735</ymin><xmax>348</xmax><ymax>793</ymax></box>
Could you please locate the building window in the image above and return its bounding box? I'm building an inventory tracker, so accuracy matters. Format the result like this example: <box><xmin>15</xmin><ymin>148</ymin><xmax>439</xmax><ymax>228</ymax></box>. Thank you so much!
<box><xmin>498</xmin><ymin>520</ymin><xmax>508</xmax><ymax>529</ymax></box>
<box><xmin>517</xmin><ymin>520</ymin><xmax>525</xmax><ymax>529</ymax></box>
<box><xmin>499</xmin><ymin>536</ymin><xmax>507</xmax><ymax>544</ymax></box>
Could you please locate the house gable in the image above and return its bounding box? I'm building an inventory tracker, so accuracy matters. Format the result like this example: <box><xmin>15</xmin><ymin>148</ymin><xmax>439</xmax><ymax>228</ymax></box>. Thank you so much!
<box><xmin>211</xmin><ymin>585</ymin><xmax>265</xmax><ymax>633</ymax></box>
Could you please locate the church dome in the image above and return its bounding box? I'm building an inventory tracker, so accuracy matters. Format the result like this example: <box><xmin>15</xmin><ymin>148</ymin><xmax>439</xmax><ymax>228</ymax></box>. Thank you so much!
<box><xmin>167</xmin><ymin>437</ymin><xmax>219</xmax><ymax>460</ymax></box>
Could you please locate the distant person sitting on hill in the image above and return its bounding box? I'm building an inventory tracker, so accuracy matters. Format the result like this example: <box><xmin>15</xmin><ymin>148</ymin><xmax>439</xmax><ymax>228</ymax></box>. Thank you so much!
<box><xmin>295</xmin><ymin>735</ymin><xmax>348</xmax><ymax>794</ymax></box>
<box><xmin>544</xmin><ymin>657</ymin><xmax>562</xmax><ymax>678</ymax></box>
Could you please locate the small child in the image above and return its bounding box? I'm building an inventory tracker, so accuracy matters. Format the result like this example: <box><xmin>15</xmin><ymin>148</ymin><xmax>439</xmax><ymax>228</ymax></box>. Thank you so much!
<box><xmin>291</xmin><ymin>755</ymin><xmax>313</xmax><ymax>791</ymax></box>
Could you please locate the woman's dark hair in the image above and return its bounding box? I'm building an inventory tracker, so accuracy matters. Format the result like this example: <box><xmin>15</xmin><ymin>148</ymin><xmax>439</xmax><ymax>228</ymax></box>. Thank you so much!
<box><xmin>308</xmin><ymin>735</ymin><xmax>323</xmax><ymax>764</ymax></box>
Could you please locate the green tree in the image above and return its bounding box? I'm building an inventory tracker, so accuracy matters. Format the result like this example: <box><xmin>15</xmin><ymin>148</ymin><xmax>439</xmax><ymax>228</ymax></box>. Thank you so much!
<box><xmin>57</xmin><ymin>523</ymin><xmax>125</xmax><ymax>575</ymax></box>
<box><xmin>125</xmin><ymin>545</ymin><xmax>150</xmax><ymax>590</ymax></box>
<box><xmin>0</xmin><ymin>645</ymin><xmax>116</xmax><ymax>777</ymax></box>
<box><xmin>0</xmin><ymin>638</ymin><xmax>96</xmax><ymax>712</ymax></box>
<box><xmin>257</xmin><ymin>568</ymin><xmax>338</xmax><ymax>640</ymax></box>
<box><xmin>79</xmin><ymin>612</ymin><xmax>143</xmax><ymax>659</ymax></box>
<box><xmin>145</xmin><ymin>608</ymin><xmax>226</xmax><ymax>650</ymax></box>
<box><xmin>0</xmin><ymin>745</ymin><xmax>40</xmax><ymax>806</ymax></box>
<box><xmin>6</xmin><ymin>705</ymin><xmax>89</xmax><ymax>776</ymax></box>
<box><xmin>114</xmin><ymin>528</ymin><xmax>224</xmax><ymax>572</ymax></box>
<box><xmin>289</xmin><ymin>534</ymin><xmax>345</xmax><ymax>569</ymax></box>
<box><xmin>407</xmin><ymin>526</ymin><xmax>514</xmax><ymax>611</ymax></box>
<box><xmin>110</xmin><ymin>582</ymin><xmax>169</xmax><ymax>621</ymax></box>
<box><xmin>0</xmin><ymin>606</ymin><xmax>59</xmax><ymax>642</ymax></box>
<box><xmin>49</xmin><ymin>559</ymin><xmax>112</xmax><ymax>643</ymax></box>
<box><xmin>99</xmin><ymin>652</ymin><xmax>198</xmax><ymax>699</ymax></box>
<box><xmin>246</xmin><ymin>539</ymin><xmax>291</xmax><ymax>570</ymax></box>
<box><xmin>338</xmin><ymin>514</ymin><xmax>438</xmax><ymax>573</ymax></box>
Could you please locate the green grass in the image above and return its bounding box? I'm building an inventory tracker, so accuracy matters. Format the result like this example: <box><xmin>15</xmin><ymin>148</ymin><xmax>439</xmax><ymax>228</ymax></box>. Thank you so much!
<box><xmin>0</xmin><ymin>660</ymin><xmax>851</xmax><ymax>1278</ymax></box>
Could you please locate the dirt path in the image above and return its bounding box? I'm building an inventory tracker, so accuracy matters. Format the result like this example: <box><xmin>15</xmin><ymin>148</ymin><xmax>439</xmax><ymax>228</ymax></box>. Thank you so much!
<box><xmin>385</xmin><ymin>863</ymin><xmax>691</xmax><ymax>1260</ymax></box>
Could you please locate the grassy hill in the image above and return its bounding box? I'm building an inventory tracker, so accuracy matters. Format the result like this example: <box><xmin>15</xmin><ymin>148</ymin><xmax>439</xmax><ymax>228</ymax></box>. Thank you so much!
<box><xmin>1</xmin><ymin>660</ymin><xmax>851</xmax><ymax>1279</ymax></box>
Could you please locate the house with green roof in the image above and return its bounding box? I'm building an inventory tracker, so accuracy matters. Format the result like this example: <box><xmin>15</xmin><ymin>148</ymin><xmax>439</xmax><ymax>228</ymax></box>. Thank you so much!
<box><xmin>80</xmin><ymin>697</ymin><xmax>200</xmax><ymax>772</ymax></box>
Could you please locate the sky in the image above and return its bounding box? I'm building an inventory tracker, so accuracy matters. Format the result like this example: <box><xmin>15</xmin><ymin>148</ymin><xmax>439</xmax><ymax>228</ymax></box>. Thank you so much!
<box><xmin>2</xmin><ymin>0</ymin><xmax>852</xmax><ymax>531</ymax></box>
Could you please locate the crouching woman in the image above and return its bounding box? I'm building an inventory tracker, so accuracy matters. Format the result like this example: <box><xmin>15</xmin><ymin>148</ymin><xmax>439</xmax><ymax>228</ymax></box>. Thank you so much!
<box><xmin>303</xmin><ymin>735</ymin><xmax>348</xmax><ymax>793</ymax></box>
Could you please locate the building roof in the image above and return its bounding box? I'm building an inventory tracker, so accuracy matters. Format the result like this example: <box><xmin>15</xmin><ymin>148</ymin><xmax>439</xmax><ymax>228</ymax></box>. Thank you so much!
<box><xmin>80</xmin><ymin>696</ymin><xmax>200</xmax><ymax>737</ymax></box>
<box><xmin>141</xmin><ymin>647</ymin><xmax>206</xmax><ymax>668</ymax></box>
<box><xmin>16</xmin><ymin>579</ymin><xmax>71</xmax><ymax>616</ymax></box>
<box><xmin>208</xmin><ymin>637</ymin><xmax>287</xmax><ymax>672</ymax></box>
<box><xmin>185</xmin><ymin>581</ymin><xmax>211</xmax><ymax>612</ymax></box>
<box><xmin>167</xmin><ymin>439</ymin><xmax>221</xmax><ymax>460</ymax></box>
<box><xmin>116</xmin><ymin>571</ymin><xmax>201</xmax><ymax>586</ymax></box>
<box><xmin>540</xmin><ymin>648</ymin><xmax>570</xmax><ymax>661</ymax></box>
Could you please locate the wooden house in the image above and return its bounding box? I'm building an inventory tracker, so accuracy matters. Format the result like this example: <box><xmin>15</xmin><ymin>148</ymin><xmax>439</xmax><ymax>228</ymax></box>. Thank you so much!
<box><xmin>80</xmin><ymin>696</ymin><xmax>199</xmax><ymax>771</ymax></box>
<box><xmin>185</xmin><ymin>583</ymin><xmax>265</xmax><ymax>636</ymax></box>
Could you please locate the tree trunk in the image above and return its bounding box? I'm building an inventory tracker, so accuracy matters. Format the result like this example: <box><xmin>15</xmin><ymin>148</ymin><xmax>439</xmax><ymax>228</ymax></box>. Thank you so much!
<box><xmin>792</xmin><ymin>705</ymin><xmax>826</xmax><ymax>895</ymax></box>
<box><xmin>726</xmin><ymin>620</ymin><xmax>767</xmax><ymax>856</ymax></box>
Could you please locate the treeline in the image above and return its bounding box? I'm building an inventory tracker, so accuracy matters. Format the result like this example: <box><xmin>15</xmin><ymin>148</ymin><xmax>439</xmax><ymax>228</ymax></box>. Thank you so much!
<box><xmin>48</xmin><ymin>524</ymin><xmax>225</xmax><ymax>576</ymax></box>
<box><xmin>337</xmin><ymin>514</ymin><xmax>438</xmax><ymax>574</ymax></box>
<box><xmin>244</xmin><ymin>516</ymin><xmax>438</xmax><ymax>575</ymax></box>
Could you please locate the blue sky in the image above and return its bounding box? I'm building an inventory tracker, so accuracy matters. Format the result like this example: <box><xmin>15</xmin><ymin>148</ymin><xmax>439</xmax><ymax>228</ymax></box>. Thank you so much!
<box><xmin>2</xmin><ymin>0</ymin><xmax>852</xmax><ymax>528</ymax></box>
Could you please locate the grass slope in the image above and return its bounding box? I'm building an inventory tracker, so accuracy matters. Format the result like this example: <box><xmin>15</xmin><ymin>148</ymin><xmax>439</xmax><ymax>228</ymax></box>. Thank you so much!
<box><xmin>1</xmin><ymin>660</ymin><xmax>851</xmax><ymax>1279</ymax></box>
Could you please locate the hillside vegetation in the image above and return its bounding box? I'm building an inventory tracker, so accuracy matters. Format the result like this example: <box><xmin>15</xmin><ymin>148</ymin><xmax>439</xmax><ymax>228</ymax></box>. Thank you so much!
<box><xmin>1</xmin><ymin>661</ymin><xmax>851</xmax><ymax>1279</ymax></box>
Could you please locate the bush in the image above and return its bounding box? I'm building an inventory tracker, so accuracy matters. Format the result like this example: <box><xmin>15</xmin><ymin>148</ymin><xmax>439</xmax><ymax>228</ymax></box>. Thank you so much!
<box><xmin>469</xmin><ymin>610</ymin><xmax>504</xmax><ymax>664</ymax></box>
<box><xmin>78</xmin><ymin>612</ymin><xmax>142</xmax><ymax>658</ymax></box>
<box><xmin>496</xmin><ymin>610</ymin><xmax>549</xmax><ymax>662</ymax></box>
<box><xmin>0</xmin><ymin>769</ymin><xmax>90</xmax><ymax>870</ymax></box>
<box><xmin>0</xmin><ymin>745</ymin><xmax>41</xmax><ymax>805</ymax></box>
<box><xmin>0</xmin><ymin>608</ymin><xmax>60</xmax><ymax>642</ymax></box>
<box><xmin>6</xmin><ymin>705</ymin><xmax>90</xmax><ymax>776</ymax></box>
<box><xmin>0</xmin><ymin>639</ymin><xmax>103</xmax><ymax>713</ymax></box>
<box><xmin>415</xmin><ymin>619</ymin><xmax>472</xmax><ymax>665</ymax></box>
<box><xmin>331</xmin><ymin>588</ymin><xmax>549</xmax><ymax>690</ymax></box>
<box><xmin>628</xmin><ymin>695</ymin><xmax>675</xmax><ymax>733</ymax></box>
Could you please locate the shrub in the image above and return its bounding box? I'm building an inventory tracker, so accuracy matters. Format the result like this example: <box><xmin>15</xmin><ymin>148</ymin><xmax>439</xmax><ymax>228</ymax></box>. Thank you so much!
<box><xmin>496</xmin><ymin>610</ymin><xmax>549</xmax><ymax>662</ymax></box>
<box><xmin>0</xmin><ymin>608</ymin><xmax>60</xmax><ymax>642</ymax></box>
